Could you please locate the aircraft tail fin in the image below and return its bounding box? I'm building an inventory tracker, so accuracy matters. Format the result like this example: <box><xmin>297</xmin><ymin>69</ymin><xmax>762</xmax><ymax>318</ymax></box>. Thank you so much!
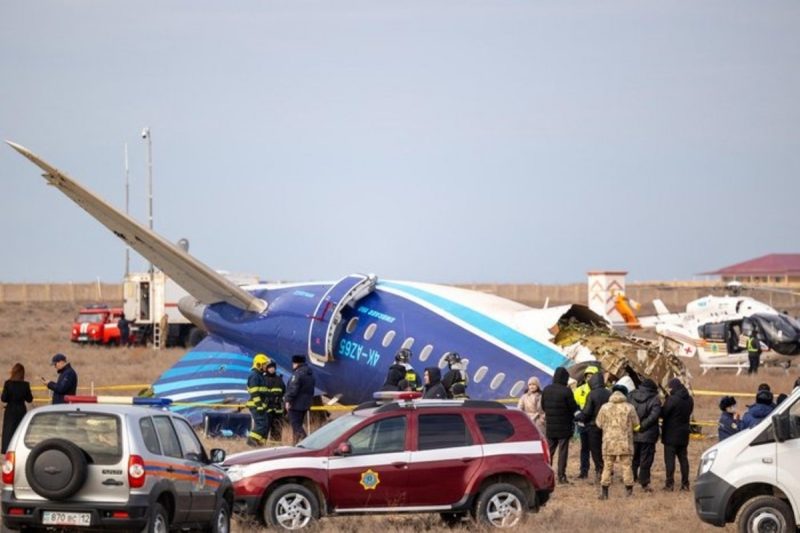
<box><xmin>653</xmin><ymin>299</ymin><xmax>670</xmax><ymax>316</ymax></box>
<box><xmin>7</xmin><ymin>141</ymin><xmax>266</xmax><ymax>313</ymax></box>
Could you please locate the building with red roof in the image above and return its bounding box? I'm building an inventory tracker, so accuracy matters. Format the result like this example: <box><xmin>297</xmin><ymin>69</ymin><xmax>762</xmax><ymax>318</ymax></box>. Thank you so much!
<box><xmin>701</xmin><ymin>254</ymin><xmax>800</xmax><ymax>283</ymax></box>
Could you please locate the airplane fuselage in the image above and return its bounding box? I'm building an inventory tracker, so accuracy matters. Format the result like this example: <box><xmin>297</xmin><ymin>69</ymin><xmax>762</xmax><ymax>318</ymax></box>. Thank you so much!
<box><xmin>155</xmin><ymin>280</ymin><xmax>571</xmax><ymax>421</ymax></box>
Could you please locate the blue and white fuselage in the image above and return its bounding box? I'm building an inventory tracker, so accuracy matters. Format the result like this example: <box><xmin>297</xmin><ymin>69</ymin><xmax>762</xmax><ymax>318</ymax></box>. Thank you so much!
<box><xmin>155</xmin><ymin>279</ymin><xmax>573</xmax><ymax>422</ymax></box>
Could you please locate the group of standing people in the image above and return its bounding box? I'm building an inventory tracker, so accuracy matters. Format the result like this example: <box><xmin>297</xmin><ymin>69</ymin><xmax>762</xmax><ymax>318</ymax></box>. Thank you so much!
<box><xmin>2</xmin><ymin>353</ymin><xmax>78</xmax><ymax>453</ymax></box>
<box><xmin>381</xmin><ymin>348</ymin><xmax>469</xmax><ymax>400</ymax></box>
<box><xmin>517</xmin><ymin>365</ymin><xmax>695</xmax><ymax>498</ymax></box>
<box><xmin>246</xmin><ymin>353</ymin><xmax>317</xmax><ymax>447</ymax></box>
<box><xmin>718</xmin><ymin>379</ymin><xmax>800</xmax><ymax>441</ymax></box>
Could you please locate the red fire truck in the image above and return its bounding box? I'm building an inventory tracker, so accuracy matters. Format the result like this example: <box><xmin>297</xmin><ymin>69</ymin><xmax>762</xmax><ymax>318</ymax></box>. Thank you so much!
<box><xmin>70</xmin><ymin>305</ymin><xmax>126</xmax><ymax>345</ymax></box>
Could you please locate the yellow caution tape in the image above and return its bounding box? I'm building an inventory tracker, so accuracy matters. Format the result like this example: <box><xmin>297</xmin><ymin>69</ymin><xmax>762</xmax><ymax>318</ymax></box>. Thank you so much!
<box><xmin>693</xmin><ymin>390</ymin><xmax>755</xmax><ymax>398</ymax></box>
<box><xmin>31</xmin><ymin>384</ymin><xmax>150</xmax><ymax>392</ymax></box>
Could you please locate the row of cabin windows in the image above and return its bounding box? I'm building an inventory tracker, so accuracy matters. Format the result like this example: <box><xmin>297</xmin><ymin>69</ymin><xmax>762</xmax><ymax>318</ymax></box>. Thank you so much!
<box><xmin>345</xmin><ymin>315</ymin><xmax>529</xmax><ymax>398</ymax></box>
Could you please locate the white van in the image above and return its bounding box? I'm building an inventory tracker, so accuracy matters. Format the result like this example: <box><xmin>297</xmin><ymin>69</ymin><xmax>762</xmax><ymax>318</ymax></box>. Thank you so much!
<box><xmin>694</xmin><ymin>387</ymin><xmax>800</xmax><ymax>532</ymax></box>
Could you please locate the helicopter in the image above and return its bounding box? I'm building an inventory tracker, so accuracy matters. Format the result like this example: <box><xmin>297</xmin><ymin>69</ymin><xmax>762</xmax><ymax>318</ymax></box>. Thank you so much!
<box><xmin>641</xmin><ymin>282</ymin><xmax>800</xmax><ymax>373</ymax></box>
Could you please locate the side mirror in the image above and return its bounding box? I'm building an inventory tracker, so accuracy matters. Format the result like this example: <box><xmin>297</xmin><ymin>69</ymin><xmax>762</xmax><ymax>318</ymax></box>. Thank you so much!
<box><xmin>210</xmin><ymin>448</ymin><xmax>226</xmax><ymax>464</ymax></box>
<box><xmin>773</xmin><ymin>413</ymin><xmax>791</xmax><ymax>443</ymax></box>
<box><xmin>334</xmin><ymin>442</ymin><xmax>352</xmax><ymax>456</ymax></box>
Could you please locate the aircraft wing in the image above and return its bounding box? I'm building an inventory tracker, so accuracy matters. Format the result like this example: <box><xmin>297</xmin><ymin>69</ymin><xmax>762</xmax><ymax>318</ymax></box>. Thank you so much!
<box><xmin>7</xmin><ymin>141</ymin><xmax>267</xmax><ymax>314</ymax></box>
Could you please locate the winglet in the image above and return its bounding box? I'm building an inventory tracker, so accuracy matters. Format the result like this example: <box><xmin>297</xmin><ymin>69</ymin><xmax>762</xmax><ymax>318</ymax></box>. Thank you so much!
<box><xmin>7</xmin><ymin>141</ymin><xmax>267</xmax><ymax>314</ymax></box>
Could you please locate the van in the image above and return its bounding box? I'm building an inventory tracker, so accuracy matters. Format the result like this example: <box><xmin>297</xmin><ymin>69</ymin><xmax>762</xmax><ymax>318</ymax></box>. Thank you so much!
<box><xmin>694</xmin><ymin>387</ymin><xmax>800</xmax><ymax>532</ymax></box>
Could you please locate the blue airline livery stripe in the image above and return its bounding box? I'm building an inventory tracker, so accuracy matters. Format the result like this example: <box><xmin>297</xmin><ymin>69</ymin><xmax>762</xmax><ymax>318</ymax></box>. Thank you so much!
<box><xmin>153</xmin><ymin>378</ymin><xmax>246</xmax><ymax>395</ymax></box>
<box><xmin>160</xmin><ymin>364</ymin><xmax>251</xmax><ymax>381</ymax></box>
<box><xmin>178</xmin><ymin>351</ymin><xmax>253</xmax><ymax>363</ymax></box>
<box><xmin>379</xmin><ymin>281</ymin><xmax>569</xmax><ymax>371</ymax></box>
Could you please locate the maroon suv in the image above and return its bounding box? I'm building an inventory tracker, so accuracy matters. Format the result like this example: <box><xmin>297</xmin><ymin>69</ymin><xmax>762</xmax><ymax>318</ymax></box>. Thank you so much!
<box><xmin>224</xmin><ymin>396</ymin><xmax>554</xmax><ymax>530</ymax></box>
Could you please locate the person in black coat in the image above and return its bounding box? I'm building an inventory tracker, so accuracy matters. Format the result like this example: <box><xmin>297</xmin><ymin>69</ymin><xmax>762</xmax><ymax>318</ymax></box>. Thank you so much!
<box><xmin>542</xmin><ymin>367</ymin><xmax>579</xmax><ymax>483</ymax></box>
<box><xmin>284</xmin><ymin>355</ymin><xmax>315</xmax><ymax>445</ymax></box>
<box><xmin>661</xmin><ymin>378</ymin><xmax>694</xmax><ymax>491</ymax></box>
<box><xmin>422</xmin><ymin>367</ymin><xmax>447</xmax><ymax>399</ymax></box>
<box><xmin>264</xmin><ymin>361</ymin><xmax>287</xmax><ymax>442</ymax></box>
<box><xmin>41</xmin><ymin>353</ymin><xmax>77</xmax><ymax>404</ymax></box>
<box><xmin>629</xmin><ymin>378</ymin><xmax>661</xmax><ymax>491</ymax></box>
<box><xmin>579</xmin><ymin>372</ymin><xmax>611</xmax><ymax>483</ymax></box>
<box><xmin>2</xmin><ymin>363</ymin><xmax>33</xmax><ymax>453</ymax></box>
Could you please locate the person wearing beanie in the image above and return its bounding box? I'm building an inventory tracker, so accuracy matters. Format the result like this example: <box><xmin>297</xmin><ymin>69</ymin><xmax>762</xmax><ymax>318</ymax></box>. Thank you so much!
<box><xmin>542</xmin><ymin>367</ymin><xmax>579</xmax><ymax>484</ymax></box>
<box><xmin>741</xmin><ymin>389</ymin><xmax>775</xmax><ymax>430</ymax></box>
<box><xmin>660</xmin><ymin>378</ymin><xmax>693</xmax><ymax>491</ymax></box>
<box><xmin>518</xmin><ymin>376</ymin><xmax>546</xmax><ymax>436</ymax></box>
<box><xmin>718</xmin><ymin>396</ymin><xmax>740</xmax><ymax>441</ymax></box>
<box><xmin>264</xmin><ymin>360</ymin><xmax>286</xmax><ymax>442</ymax></box>
<box><xmin>285</xmin><ymin>355</ymin><xmax>315</xmax><ymax>444</ymax></box>
<box><xmin>629</xmin><ymin>378</ymin><xmax>661</xmax><ymax>492</ymax></box>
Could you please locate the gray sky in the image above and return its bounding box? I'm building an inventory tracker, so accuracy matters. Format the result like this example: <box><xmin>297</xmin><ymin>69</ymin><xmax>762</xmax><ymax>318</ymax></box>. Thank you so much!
<box><xmin>1</xmin><ymin>1</ymin><xmax>798</xmax><ymax>285</ymax></box>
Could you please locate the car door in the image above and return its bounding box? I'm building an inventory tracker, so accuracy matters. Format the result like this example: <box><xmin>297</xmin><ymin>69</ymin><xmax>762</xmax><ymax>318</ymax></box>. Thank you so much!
<box><xmin>172</xmin><ymin>417</ymin><xmax>217</xmax><ymax>523</ymax></box>
<box><xmin>406</xmin><ymin>412</ymin><xmax>483</xmax><ymax>506</ymax></box>
<box><xmin>327</xmin><ymin>415</ymin><xmax>410</xmax><ymax>509</ymax></box>
<box><xmin>776</xmin><ymin>397</ymin><xmax>800</xmax><ymax>514</ymax></box>
<box><xmin>151</xmin><ymin>416</ymin><xmax>192</xmax><ymax>524</ymax></box>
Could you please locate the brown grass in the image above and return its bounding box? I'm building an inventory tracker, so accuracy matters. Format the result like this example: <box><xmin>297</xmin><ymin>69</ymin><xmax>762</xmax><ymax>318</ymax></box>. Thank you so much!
<box><xmin>3</xmin><ymin>302</ymin><xmax>799</xmax><ymax>532</ymax></box>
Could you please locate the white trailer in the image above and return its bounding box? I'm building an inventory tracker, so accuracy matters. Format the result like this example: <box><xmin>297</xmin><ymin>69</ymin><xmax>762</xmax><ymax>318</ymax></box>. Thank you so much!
<box><xmin>123</xmin><ymin>271</ymin><xmax>198</xmax><ymax>347</ymax></box>
<box><xmin>123</xmin><ymin>271</ymin><xmax>259</xmax><ymax>347</ymax></box>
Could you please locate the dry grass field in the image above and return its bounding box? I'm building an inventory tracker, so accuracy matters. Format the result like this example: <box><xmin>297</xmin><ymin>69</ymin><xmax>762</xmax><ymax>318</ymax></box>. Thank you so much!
<box><xmin>1</xmin><ymin>301</ymin><xmax>799</xmax><ymax>532</ymax></box>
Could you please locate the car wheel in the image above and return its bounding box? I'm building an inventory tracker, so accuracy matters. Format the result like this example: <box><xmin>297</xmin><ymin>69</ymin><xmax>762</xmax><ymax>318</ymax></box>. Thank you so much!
<box><xmin>474</xmin><ymin>483</ymin><xmax>527</xmax><ymax>529</ymax></box>
<box><xmin>737</xmin><ymin>495</ymin><xmax>796</xmax><ymax>533</ymax></box>
<box><xmin>25</xmin><ymin>439</ymin><xmax>88</xmax><ymax>500</ymax></box>
<box><xmin>206</xmin><ymin>499</ymin><xmax>231</xmax><ymax>533</ymax></box>
<box><xmin>142</xmin><ymin>502</ymin><xmax>170</xmax><ymax>533</ymax></box>
<box><xmin>263</xmin><ymin>483</ymin><xmax>319</xmax><ymax>531</ymax></box>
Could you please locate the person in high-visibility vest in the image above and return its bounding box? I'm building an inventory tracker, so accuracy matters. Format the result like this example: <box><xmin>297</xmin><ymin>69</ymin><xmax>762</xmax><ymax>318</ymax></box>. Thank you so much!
<box><xmin>246</xmin><ymin>353</ymin><xmax>270</xmax><ymax>447</ymax></box>
<box><xmin>746</xmin><ymin>333</ymin><xmax>762</xmax><ymax>375</ymax></box>
<box><xmin>264</xmin><ymin>360</ymin><xmax>286</xmax><ymax>442</ymax></box>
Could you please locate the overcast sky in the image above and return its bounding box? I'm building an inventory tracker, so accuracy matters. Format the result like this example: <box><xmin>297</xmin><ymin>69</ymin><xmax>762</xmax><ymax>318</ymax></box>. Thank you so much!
<box><xmin>1</xmin><ymin>1</ymin><xmax>798</xmax><ymax>285</ymax></box>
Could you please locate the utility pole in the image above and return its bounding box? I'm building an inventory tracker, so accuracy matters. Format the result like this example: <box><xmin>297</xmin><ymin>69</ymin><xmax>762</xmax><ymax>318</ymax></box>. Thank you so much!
<box><xmin>141</xmin><ymin>127</ymin><xmax>153</xmax><ymax>273</ymax></box>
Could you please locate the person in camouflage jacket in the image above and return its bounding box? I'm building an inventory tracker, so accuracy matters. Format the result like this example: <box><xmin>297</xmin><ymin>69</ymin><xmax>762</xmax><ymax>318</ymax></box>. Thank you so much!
<box><xmin>595</xmin><ymin>384</ymin><xmax>640</xmax><ymax>499</ymax></box>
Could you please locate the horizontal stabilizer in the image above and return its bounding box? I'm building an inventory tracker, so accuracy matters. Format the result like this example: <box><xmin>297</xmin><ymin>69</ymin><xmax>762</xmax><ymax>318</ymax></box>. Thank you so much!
<box><xmin>653</xmin><ymin>299</ymin><xmax>670</xmax><ymax>316</ymax></box>
<box><xmin>7</xmin><ymin>141</ymin><xmax>266</xmax><ymax>313</ymax></box>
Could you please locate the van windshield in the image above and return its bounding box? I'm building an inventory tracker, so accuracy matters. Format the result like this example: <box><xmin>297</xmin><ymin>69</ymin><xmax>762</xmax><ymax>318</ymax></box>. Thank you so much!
<box><xmin>25</xmin><ymin>412</ymin><xmax>122</xmax><ymax>465</ymax></box>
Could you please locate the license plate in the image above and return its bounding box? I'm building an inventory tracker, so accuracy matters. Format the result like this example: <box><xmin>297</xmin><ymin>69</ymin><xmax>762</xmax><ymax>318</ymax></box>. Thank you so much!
<box><xmin>42</xmin><ymin>511</ymin><xmax>91</xmax><ymax>526</ymax></box>
<box><xmin>78</xmin><ymin>335</ymin><xmax>88</xmax><ymax>341</ymax></box>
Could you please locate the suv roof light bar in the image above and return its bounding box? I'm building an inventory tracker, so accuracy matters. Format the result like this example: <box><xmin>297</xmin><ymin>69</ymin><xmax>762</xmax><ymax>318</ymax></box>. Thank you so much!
<box><xmin>66</xmin><ymin>396</ymin><xmax>172</xmax><ymax>406</ymax></box>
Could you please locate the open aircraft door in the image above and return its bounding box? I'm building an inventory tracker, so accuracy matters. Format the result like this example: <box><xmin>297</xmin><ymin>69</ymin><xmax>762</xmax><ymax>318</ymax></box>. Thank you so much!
<box><xmin>307</xmin><ymin>273</ymin><xmax>377</xmax><ymax>366</ymax></box>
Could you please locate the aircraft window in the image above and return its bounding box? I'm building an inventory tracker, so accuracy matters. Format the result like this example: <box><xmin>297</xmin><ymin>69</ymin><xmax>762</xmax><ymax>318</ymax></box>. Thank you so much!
<box><xmin>490</xmin><ymin>372</ymin><xmax>506</xmax><ymax>390</ymax></box>
<box><xmin>473</xmin><ymin>366</ymin><xmax>489</xmax><ymax>383</ymax></box>
<box><xmin>510</xmin><ymin>380</ymin><xmax>526</xmax><ymax>397</ymax></box>
<box><xmin>419</xmin><ymin>344</ymin><xmax>434</xmax><ymax>362</ymax></box>
<box><xmin>364</xmin><ymin>323</ymin><xmax>377</xmax><ymax>341</ymax></box>
<box><xmin>346</xmin><ymin>317</ymin><xmax>359</xmax><ymax>334</ymax></box>
<box><xmin>382</xmin><ymin>330</ymin><xmax>396</xmax><ymax>348</ymax></box>
<box><xmin>438</xmin><ymin>353</ymin><xmax>449</xmax><ymax>369</ymax></box>
<box><xmin>460</xmin><ymin>358</ymin><xmax>470</xmax><ymax>371</ymax></box>
<box><xmin>401</xmin><ymin>337</ymin><xmax>415</xmax><ymax>350</ymax></box>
